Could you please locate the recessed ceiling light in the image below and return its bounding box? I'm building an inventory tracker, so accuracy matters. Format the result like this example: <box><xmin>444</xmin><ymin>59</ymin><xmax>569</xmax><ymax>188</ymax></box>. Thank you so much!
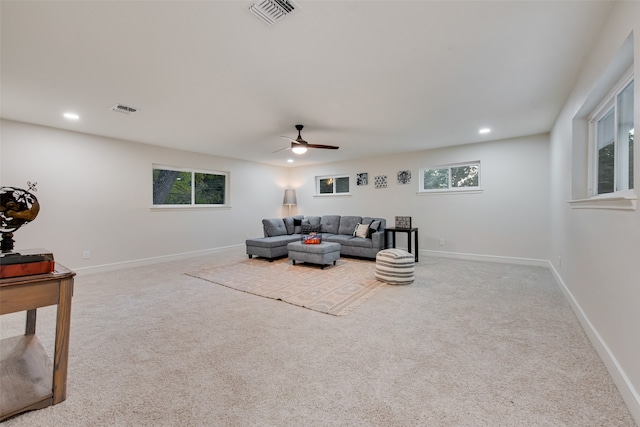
<box><xmin>287</xmin><ymin>159</ymin><xmax>294</xmax><ymax>163</ymax></box>
<box><xmin>63</xmin><ymin>112</ymin><xmax>79</xmax><ymax>120</ymax></box>
<box><xmin>479</xmin><ymin>128</ymin><xmax>491</xmax><ymax>134</ymax></box>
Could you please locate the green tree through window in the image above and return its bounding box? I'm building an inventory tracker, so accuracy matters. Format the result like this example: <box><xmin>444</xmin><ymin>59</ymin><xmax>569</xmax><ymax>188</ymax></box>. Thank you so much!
<box><xmin>153</xmin><ymin>167</ymin><xmax>228</xmax><ymax>206</ymax></box>
<box><xmin>421</xmin><ymin>163</ymin><xmax>480</xmax><ymax>192</ymax></box>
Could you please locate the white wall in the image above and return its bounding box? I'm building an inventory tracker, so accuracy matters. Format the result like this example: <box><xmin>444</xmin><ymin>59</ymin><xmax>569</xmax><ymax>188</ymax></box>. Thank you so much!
<box><xmin>1</xmin><ymin>119</ymin><xmax>289</xmax><ymax>271</ymax></box>
<box><xmin>290</xmin><ymin>134</ymin><xmax>551</xmax><ymax>262</ymax></box>
<box><xmin>1</xmin><ymin>120</ymin><xmax>550</xmax><ymax>268</ymax></box>
<box><xmin>549</xmin><ymin>1</ymin><xmax>640</xmax><ymax>421</ymax></box>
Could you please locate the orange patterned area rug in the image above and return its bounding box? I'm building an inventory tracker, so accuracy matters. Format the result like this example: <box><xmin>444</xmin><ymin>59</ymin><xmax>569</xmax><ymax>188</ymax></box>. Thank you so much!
<box><xmin>186</xmin><ymin>257</ymin><xmax>385</xmax><ymax>316</ymax></box>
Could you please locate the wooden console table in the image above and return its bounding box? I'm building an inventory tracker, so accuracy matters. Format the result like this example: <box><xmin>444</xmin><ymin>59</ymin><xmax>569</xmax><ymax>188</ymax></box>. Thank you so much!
<box><xmin>0</xmin><ymin>264</ymin><xmax>75</xmax><ymax>421</ymax></box>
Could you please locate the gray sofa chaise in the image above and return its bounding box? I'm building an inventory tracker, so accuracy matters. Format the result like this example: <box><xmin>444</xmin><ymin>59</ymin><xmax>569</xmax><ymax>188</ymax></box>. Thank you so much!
<box><xmin>245</xmin><ymin>215</ymin><xmax>386</xmax><ymax>260</ymax></box>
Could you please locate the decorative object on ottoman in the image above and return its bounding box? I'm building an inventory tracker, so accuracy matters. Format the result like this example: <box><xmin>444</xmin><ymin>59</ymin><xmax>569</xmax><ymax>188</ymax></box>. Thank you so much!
<box><xmin>375</xmin><ymin>248</ymin><xmax>415</xmax><ymax>284</ymax></box>
<box><xmin>302</xmin><ymin>232</ymin><xmax>322</xmax><ymax>244</ymax></box>
<box><xmin>287</xmin><ymin>241</ymin><xmax>341</xmax><ymax>269</ymax></box>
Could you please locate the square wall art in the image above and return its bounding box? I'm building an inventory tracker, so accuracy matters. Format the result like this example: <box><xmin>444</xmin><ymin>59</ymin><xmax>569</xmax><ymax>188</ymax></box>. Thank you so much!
<box><xmin>397</xmin><ymin>170</ymin><xmax>411</xmax><ymax>184</ymax></box>
<box><xmin>356</xmin><ymin>173</ymin><xmax>368</xmax><ymax>185</ymax></box>
<box><xmin>374</xmin><ymin>175</ymin><xmax>387</xmax><ymax>189</ymax></box>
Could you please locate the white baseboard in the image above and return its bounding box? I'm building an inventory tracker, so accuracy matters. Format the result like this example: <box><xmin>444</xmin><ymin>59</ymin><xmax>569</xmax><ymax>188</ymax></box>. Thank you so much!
<box><xmin>424</xmin><ymin>248</ymin><xmax>639</xmax><ymax>423</ymax></box>
<box><xmin>71</xmin><ymin>244</ymin><xmax>245</xmax><ymax>275</ymax></box>
<box><xmin>547</xmin><ymin>261</ymin><xmax>640</xmax><ymax>424</ymax></box>
<box><xmin>420</xmin><ymin>249</ymin><xmax>549</xmax><ymax>267</ymax></box>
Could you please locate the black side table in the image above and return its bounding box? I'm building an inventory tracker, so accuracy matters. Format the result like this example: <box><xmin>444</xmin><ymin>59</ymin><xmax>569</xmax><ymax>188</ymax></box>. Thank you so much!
<box><xmin>384</xmin><ymin>227</ymin><xmax>419</xmax><ymax>262</ymax></box>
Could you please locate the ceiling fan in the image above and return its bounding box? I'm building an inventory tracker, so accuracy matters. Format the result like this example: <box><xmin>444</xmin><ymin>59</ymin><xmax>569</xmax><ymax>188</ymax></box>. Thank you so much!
<box><xmin>275</xmin><ymin>125</ymin><xmax>340</xmax><ymax>154</ymax></box>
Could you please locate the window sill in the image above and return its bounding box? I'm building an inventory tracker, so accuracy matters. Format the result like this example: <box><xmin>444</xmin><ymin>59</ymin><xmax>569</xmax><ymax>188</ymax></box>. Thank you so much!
<box><xmin>314</xmin><ymin>193</ymin><xmax>351</xmax><ymax>197</ymax></box>
<box><xmin>568</xmin><ymin>193</ymin><xmax>637</xmax><ymax>210</ymax></box>
<box><xmin>417</xmin><ymin>189</ymin><xmax>483</xmax><ymax>196</ymax></box>
<box><xmin>150</xmin><ymin>205</ymin><xmax>231</xmax><ymax>211</ymax></box>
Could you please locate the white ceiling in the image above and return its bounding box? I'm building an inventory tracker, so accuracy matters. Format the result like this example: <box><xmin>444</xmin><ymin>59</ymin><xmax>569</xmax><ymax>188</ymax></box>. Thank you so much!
<box><xmin>1</xmin><ymin>0</ymin><xmax>613</xmax><ymax>167</ymax></box>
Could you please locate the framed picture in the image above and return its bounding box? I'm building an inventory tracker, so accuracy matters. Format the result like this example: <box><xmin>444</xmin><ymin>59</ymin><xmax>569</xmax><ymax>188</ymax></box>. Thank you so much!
<box><xmin>397</xmin><ymin>170</ymin><xmax>411</xmax><ymax>184</ymax></box>
<box><xmin>395</xmin><ymin>216</ymin><xmax>412</xmax><ymax>229</ymax></box>
<box><xmin>374</xmin><ymin>175</ymin><xmax>387</xmax><ymax>189</ymax></box>
<box><xmin>356</xmin><ymin>172</ymin><xmax>368</xmax><ymax>186</ymax></box>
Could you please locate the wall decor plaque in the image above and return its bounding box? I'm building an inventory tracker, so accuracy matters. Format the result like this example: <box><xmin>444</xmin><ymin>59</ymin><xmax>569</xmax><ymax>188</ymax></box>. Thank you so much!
<box><xmin>397</xmin><ymin>170</ymin><xmax>411</xmax><ymax>184</ymax></box>
<box><xmin>356</xmin><ymin>173</ymin><xmax>368</xmax><ymax>186</ymax></box>
<box><xmin>374</xmin><ymin>175</ymin><xmax>387</xmax><ymax>189</ymax></box>
<box><xmin>395</xmin><ymin>216</ymin><xmax>412</xmax><ymax>229</ymax></box>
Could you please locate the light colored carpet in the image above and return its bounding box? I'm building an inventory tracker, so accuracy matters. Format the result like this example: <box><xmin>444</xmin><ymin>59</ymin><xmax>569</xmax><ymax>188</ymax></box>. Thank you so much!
<box><xmin>186</xmin><ymin>257</ymin><xmax>385</xmax><ymax>316</ymax></box>
<box><xmin>1</xmin><ymin>247</ymin><xmax>636</xmax><ymax>426</ymax></box>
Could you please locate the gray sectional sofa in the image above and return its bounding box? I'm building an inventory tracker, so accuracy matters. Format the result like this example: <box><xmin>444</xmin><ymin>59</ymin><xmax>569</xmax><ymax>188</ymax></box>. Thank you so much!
<box><xmin>245</xmin><ymin>215</ymin><xmax>387</xmax><ymax>260</ymax></box>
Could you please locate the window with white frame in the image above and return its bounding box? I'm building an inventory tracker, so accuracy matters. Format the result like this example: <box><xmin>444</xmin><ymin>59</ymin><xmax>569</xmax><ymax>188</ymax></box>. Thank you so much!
<box><xmin>589</xmin><ymin>75</ymin><xmax>634</xmax><ymax>195</ymax></box>
<box><xmin>152</xmin><ymin>165</ymin><xmax>229</xmax><ymax>207</ymax></box>
<box><xmin>419</xmin><ymin>162</ymin><xmax>480</xmax><ymax>192</ymax></box>
<box><xmin>316</xmin><ymin>175</ymin><xmax>350</xmax><ymax>195</ymax></box>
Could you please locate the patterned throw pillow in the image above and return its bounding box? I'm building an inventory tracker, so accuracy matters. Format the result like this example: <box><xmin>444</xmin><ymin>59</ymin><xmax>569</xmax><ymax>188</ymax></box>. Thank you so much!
<box><xmin>367</xmin><ymin>220</ymin><xmax>381</xmax><ymax>238</ymax></box>
<box><xmin>302</xmin><ymin>224</ymin><xmax>321</xmax><ymax>234</ymax></box>
<box><xmin>355</xmin><ymin>223</ymin><xmax>369</xmax><ymax>238</ymax></box>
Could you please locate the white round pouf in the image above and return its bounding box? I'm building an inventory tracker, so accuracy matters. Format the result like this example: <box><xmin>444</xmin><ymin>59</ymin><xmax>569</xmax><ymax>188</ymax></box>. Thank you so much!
<box><xmin>375</xmin><ymin>248</ymin><xmax>415</xmax><ymax>284</ymax></box>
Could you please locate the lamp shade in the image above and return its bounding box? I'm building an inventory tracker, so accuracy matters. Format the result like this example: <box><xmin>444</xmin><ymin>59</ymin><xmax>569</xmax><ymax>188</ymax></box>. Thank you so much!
<box><xmin>283</xmin><ymin>189</ymin><xmax>297</xmax><ymax>206</ymax></box>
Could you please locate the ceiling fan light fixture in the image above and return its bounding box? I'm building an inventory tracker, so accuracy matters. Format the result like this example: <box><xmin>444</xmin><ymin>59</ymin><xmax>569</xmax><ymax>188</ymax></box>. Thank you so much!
<box><xmin>291</xmin><ymin>145</ymin><xmax>307</xmax><ymax>154</ymax></box>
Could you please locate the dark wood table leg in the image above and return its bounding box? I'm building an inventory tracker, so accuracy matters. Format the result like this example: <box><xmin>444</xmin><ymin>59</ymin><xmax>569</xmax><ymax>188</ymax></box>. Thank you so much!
<box><xmin>25</xmin><ymin>309</ymin><xmax>36</xmax><ymax>335</ymax></box>
<box><xmin>415</xmin><ymin>229</ymin><xmax>419</xmax><ymax>262</ymax></box>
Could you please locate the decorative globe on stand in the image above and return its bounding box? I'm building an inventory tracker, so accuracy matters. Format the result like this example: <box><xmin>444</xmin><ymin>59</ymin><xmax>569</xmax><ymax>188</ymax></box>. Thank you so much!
<box><xmin>0</xmin><ymin>185</ymin><xmax>40</xmax><ymax>252</ymax></box>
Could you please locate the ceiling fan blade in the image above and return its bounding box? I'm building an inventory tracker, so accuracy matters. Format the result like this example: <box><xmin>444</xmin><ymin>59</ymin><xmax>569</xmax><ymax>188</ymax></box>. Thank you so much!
<box><xmin>280</xmin><ymin>136</ymin><xmax>300</xmax><ymax>144</ymax></box>
<box><xmin>307</xmin><ymin>144</ymin><xmax>339</xmax><ymax>150</ymax></box>
<box><xmin>273</xmin><ymin>146</ymin><xmax>292</xmax><ymax>153</ymax></box>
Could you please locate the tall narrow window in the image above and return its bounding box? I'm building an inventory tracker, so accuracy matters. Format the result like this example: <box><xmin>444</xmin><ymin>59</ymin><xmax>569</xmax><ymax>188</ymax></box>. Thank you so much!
<box><xmin>591</xmin><ymin>77</ymin><xmax>634</xmax><ymax>195</ymax></box>
<box><xmin>617</xmin><ymin>80</ymin><xmax>634</xmax><ymax>191</ymax></box>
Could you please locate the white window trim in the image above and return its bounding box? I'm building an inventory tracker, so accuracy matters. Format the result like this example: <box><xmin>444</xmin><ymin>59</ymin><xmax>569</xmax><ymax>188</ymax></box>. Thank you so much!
<box><xmin>151</xmin><ymin>164</ymin><xmax>231</xmax><ymax>209</ymax></box>
<box><xmin>315</xmin><ymin>174</ymin><xmax>351</xmax><ymax>196</ymax></box>
<box><xmin>586</xmin><ymin>70</ymin><xmax>634</xmax><ymax>201</ymax></box>
<box><xmin>418</xmin><ymin>161</ymin><xmax>482</xmax><ymax>194</ymax></box>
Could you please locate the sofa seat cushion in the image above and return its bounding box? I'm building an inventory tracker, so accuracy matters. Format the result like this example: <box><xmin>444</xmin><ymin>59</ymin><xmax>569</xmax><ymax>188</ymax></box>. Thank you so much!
<box><xmin>246</xmin><ymin>234</ymin><xmax>300</xmax><ymax>248</ymax></box>
<box><xmin>324</xmin><ymin>235</ymin><xmax>374</xmax><ymax>248</ymax></box>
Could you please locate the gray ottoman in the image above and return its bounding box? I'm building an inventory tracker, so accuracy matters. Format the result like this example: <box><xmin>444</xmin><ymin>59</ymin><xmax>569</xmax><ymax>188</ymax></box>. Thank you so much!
<box><xmin>375</xmin><ymin>248</ymin><xmax>415</xmax><ymax>284</ymax></box>
<box><xmin>287</xmin><ymin>241</ymin><xmax>341</xmax><ymax>269</ymax></box>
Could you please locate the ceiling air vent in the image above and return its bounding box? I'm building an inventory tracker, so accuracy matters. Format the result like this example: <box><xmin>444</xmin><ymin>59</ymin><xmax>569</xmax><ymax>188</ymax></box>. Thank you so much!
<box><xmin>248</xmin><ymin>0</ymin><xmax>297</xmax><ymax>26</ymax></box>
<box><xmin>111</xmin><ymin>104</ymin><xmax>138</xmax><ymax>115</ymax></box>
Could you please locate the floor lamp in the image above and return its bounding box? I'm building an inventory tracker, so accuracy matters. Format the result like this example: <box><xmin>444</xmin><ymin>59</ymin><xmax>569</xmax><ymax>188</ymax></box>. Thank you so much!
<box><xmin>283</xmin><ymin>189</ymin><xmax>297</xmax><ymax>215</ymax></box>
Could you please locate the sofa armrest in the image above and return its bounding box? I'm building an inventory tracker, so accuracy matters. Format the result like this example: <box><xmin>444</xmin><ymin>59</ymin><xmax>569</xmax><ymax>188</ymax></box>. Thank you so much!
<box><xmin>371</xmin><ymin>230</ymin><xmax>385</xmax><ymax>248</ymax></box>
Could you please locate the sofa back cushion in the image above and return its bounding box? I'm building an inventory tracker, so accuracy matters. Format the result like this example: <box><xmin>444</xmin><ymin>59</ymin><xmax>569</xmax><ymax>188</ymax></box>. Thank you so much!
<box><xmin>283</xmin><ymin>215</ymin><xmax>304</xmax><ymax>234</ymax></box>
<box><xmin>263</xmin><ymin>218</ymin><xmax>288</xmax><ymax>237</ymax></box>
<box><xmin>320</xmin><ymin>215</ymin><xmax>341</xmax><ymax>234</ymax></box>
<box><xmin>338</xmin><ymin>216</ymin><xmax>362</xmax><ymax>235</ymax></box>
<box><xmin>304</xmin><ymin>216</ymin><xmax>321</xmax><ymax>227</ymax></box>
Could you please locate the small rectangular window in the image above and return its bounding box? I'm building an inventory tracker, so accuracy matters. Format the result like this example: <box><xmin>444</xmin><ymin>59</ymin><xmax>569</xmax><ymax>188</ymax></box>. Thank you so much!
<box><xmin>316</xmin><ymin>175</ymin><xmax>350</xmax><ymax>196</ymax></box>
<box><xmin>153</xmin><ymin>166</ymin><xmax>229</xmax><ymax>207</ymax></box>
<box><xmin>419</xmin><ymin>162</ymin><xmax>480</xmax><ymax>192</ymax></box>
